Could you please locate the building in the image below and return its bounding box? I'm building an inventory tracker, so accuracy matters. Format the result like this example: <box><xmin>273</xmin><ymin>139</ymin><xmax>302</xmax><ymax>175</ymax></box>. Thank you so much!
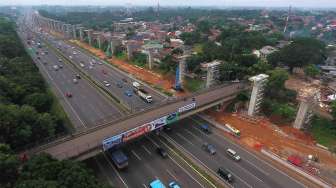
<box><xmin>254</xmin><ymin>46</ymin><xmax>278</xmax><ymax>61</ymax></box>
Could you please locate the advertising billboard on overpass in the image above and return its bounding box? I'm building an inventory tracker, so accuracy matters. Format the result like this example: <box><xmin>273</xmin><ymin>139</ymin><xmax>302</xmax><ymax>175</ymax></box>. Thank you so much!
<box><xmin>102</xmin><ymin>111</ymin><xmax>183</xmax><ymax>150</ymax></box>
<box><xmin>102</xmin><ymin>134</ymin><xmax>123</xmax><ymax>151</ymax></box>
<box><xmin>122</xmin><ymin>123</ymin><xmax>152</xmax><ymax>142</ymax></box>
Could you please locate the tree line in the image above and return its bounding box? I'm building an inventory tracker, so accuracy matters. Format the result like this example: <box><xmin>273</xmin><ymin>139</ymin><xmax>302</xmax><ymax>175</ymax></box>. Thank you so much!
<box><xmin>0</xmin><ymin>16</ymin><xmax>110</xmax><ymax>188</ymax></box>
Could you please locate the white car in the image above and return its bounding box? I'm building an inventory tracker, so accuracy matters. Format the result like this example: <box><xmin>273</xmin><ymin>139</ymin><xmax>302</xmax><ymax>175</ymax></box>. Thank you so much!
<box><xmin>73</xmin><ymin>51</ymin><xmax>77</xmax><ymax>55</ymax></box>
<box><xmin>226</xmin><ymin>148</ymin><xmax>241</xmax><ymax>161</ymax></box>
<box><xmin>79</xmin><ymin>63</ymin><xmax>85</xmax><ymax>68</ymax></box>
<box><xmin>103</xmin><ymin>81</ymin><xmax>110</xmax><ymax>87</ymax></box>
<box><xmin>69</xmin><ymin>55</ymin><xmax>73</xmax><ymax>59</ymax></box>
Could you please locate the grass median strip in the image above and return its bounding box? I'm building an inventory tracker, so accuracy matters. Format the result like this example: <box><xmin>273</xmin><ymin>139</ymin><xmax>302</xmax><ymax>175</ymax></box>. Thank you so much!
<box><xmin>42</xmin><ymin>39</ymin><xmax>131</xmax><ymax>115</ymax></box>
<box><xmin>159</xmin><ymin>135</ymin><xmax>227</xmax><ymax>188</ymax></box>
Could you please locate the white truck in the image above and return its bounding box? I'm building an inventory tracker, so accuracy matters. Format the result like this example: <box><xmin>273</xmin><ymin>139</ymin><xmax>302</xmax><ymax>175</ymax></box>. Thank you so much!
<box><xmin>132</xmin><ymin>82</ymin><xmax>152</xmax><ymax>103</ymax></box>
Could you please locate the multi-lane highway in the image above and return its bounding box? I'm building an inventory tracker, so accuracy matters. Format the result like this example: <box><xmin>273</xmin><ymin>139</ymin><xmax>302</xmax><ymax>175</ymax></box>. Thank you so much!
<box><xmin>18</xmin><ymin>12</ymin><xmax>318</xmax><ymax>188</ymax></box>
<box><xmin>160</xmin><ymin>116</ymin><xmax>307</xmax><ymax>188</ymax></box>
<box><xmin>85</xmin><ymin>115</ymin><xmax>309</xmax><ymax>188</ymax></box>
<box><xmin>39</xmin><ymin>32</ymin><xmax>167</xmax><ymax>112</ymax></box>
<box><xmin>86</xmin><ymin>136</ymin><xmax>208</xmax><ymax>188</ymax></box>
<box><xmin>17</xmin><ymin>22</ymin><xmax>123</xmax><ymax>130</ymax></box>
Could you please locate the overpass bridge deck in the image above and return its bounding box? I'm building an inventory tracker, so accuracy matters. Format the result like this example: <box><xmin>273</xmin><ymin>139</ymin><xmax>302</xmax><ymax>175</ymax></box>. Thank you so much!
<box><xmin>28</xmin><ymin>83</ymin><xmax>247</xmax><ymax>160</ymax></box>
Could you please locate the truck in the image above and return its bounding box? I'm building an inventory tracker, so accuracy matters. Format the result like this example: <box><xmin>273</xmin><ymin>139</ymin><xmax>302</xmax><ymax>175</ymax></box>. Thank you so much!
<box><xmin>132</xmin><ymin>82</ymin><xmax>152</xmax><ymax>103</ymax></box>
<box><xmin>108</xmin><ymin>149</ymin><xmax>128</xmax><ymax>170</ymax></box>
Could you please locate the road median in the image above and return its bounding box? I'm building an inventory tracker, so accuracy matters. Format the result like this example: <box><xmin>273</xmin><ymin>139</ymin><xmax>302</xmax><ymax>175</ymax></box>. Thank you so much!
<box><xmin>158</xmin><ymin>134</ymin><xmax>230</xmax><ymax>188</ymax></box>
<box><xmin>42</xmin><ymin>38</ymin><xmax>131</xmax><ymax>115</ymax></box>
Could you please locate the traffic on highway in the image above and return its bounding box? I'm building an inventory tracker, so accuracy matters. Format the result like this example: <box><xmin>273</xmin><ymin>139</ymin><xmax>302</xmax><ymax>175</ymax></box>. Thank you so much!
<box><xmin>38</xmin><ymin>31</ymin><xmax>166</xmax><ymax>112</ymax></box>
<box><xmin>14</xmin><ymin>11</ymin><xmax>325</xmax><ymax>188</ymax></box>
<box><xmin>17</xmin><ymin>22</ymin><xmax>124</xmax><ymax>129</ymax></box>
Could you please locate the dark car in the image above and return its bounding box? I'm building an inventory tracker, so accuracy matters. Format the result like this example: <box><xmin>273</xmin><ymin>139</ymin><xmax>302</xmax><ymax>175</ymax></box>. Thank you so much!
<box><xmin>122</xmin><ymin>78</ymin><xmax>128</xmax><ymax>83</ymax></box>
<box><xmin>75</xmin><ymin>74</ymin><xmax>81</xmax><ymax>79</ymax></box>
<box><xmin>156</xmin><ymin>147</ymin><xmax>168</xmax><ymax>158</ymax></box>
<box><xmin>217</xmin><ymin>167</ymin><xmax>234</xmax><ymax>183</ymax></box>
<box><xmin>200</xmin><ymin>124</ymin><xmax>212</xmax><ymax>134</ymax></box>
<box><xmin>65</xmin><ymin>92</ymin><xmax>72</xmax><ymax>98</ymax></box>
<box><xmin>117</xmin><ymin>82</ymin><xmax>123</xmax><ymax>88</ymax></box>
<box><xmin>124</xmin><ymin>90</ymin><xmax>133</xmax><ymax>97</ymax></box>
<box><xmin>202</xmin><ymin>143</ymin><xmax>216</xmax><ymax>155</ymax></box>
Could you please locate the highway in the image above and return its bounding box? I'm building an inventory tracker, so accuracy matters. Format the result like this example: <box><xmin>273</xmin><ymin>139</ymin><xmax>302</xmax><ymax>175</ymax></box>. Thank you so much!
<box><xmin>39</xmin><ymin>32</ymin><xmax>166</xmax><ymax>112</ymax></box>
<box><xmin>159</xmin><ymin>116</ymin><xmax>307</xmax><ymax>188</ymax></box>
<box><xmin>17</xmin><ymin>22</ymin><xmax>123</xmax><ymax>130</ymax></box>
<box><xmin>86</xmin><ymin>115</ymin><xmax>309</xmax><ymax>188</ymax></box>
<box><xmin>86</xmin><ymin>136</ymin><xmax>207</xmax><ymax>188</ymax></box>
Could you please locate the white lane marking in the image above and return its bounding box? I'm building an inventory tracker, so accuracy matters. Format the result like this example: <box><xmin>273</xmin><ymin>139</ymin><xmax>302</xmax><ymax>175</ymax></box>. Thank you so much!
<box><xmin>142</xmin><ymin>145</ymin><xmax>152</xmax><ymax>155</ymax></box>
<box><xmin>36</xmin><ymin>57</ymin><xmax>86</xmax><ymax>128</ymax></box>
<box><xmin>191</xmin><ymin>116</ymin><xmax>307</xmax><ymax>188</ymax></box>
<box><xmin>245</xmin><ymin>159</ymin><xmax>270</xmax><ymax>176</ymax></box>
<box><xmin>166</xmin><ymin>169</ymin><xmax>179</xmax><ymax>182</ymax></box>
<box><xmin>131</xmin><ymin>150</ymin><xmax>142</xmax><ymax>161</ymax></box>
<box><xmin>189</xmin><ymin>118</ymin><xmax>269</xmax><ymax>177</ymax></box>
<box><xmin>102</xmin><ymin>153</ymin><xmax>129</xmax><ymax>188</ymax></box>
<box><xmin>229</xmin><ymin>170</ymin><xmax>253</xmax><ymax>188</ymax></box>
<box><xmin>167</xmin><ymin>155</ymin><xmax>205</xmax><ymax>188</ymax></box>
<box><xmin>184</xmin><ymin>128</ymin><xmax>203</xmax><ymax>142</ymax></box>
<box><xmin>235</xmin><ymin>161</ymin><xmax>264</xmax><ymax>183</ymax></box>
<box><xmin>163</xmin><ymin>134</ymin><xmax>236</xmax><ymax>188</ymax></box>
<box><xmin>176</xmin><ymin>133</ymin><xmax>195</xmax><ymax>146</ymax></box>
<box><xmin>146</xmin><ymin>136</ymin><xmax>205</xmax><ymax>188</ymax></box>
<box><xmin>93</xmin><ymin>156</ymin><xmax>114</xmax><ymax>186</ymax></box>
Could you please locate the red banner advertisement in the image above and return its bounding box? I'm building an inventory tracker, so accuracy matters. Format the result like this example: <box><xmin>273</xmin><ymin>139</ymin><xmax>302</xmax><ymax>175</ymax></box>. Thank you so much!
<box><xmin>122</xmin><ymin>123</ymin><xmax>152</xmax><ymax>142</ymax></box>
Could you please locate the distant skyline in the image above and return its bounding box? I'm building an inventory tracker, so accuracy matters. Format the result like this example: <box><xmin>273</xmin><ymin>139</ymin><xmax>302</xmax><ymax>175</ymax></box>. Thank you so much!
<box><xmin>1</xmin><ymin>0</ymin><xmax>336</xmax><ymax>8</ymax></box>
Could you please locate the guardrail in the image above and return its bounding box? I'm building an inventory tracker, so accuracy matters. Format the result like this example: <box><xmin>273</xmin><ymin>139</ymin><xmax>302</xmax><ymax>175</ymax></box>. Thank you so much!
<box><xmin>27</xmin><ymin>83</ymin><xmax>248</xmax><ymax>156</ymax></box>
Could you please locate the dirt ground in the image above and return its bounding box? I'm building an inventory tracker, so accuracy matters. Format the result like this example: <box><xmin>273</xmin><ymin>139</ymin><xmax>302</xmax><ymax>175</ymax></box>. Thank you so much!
<box><xmin>285</xmin><ymin>75</ymin><xmax>315</xmax><ymax>92</ymax></box>
<box><xmin>70</xmin><ymin>40</ymin><xmax>185</xmax><ymax>96</ymax></box>
<box><xmin>207</xmin><ymin>111</ymin><xmax>336</xmax><ymax>185</ymax></box>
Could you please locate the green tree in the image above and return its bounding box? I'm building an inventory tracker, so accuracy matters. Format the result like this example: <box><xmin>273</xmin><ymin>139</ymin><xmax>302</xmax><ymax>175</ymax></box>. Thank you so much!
<box><xmin>273</xmin><ymin>103</ymin><xmax>296</xmax><ymax>121</ymax></box>
<box><xmin>15</xmin><ymin>180</ymin><xmax>59</xmax><ymax>188</ymax></box>
<box><xmin>304</xmin><ymin>64</ymin><xmax>320</xmax><ymax>78</ymax></box>
<box><xmin>267</xmin><ymin>68</ymin><xmax>289</xmax><ymax>90</ymax></box>
<box><xmin>0</xmin><ymin>144</ymin><xmax>19</xmax><ymax>187</ymax></box>
<box><xmin>23</xmin><ymin>93</ymin><xmax>53</xmax><ymax>113</ymax></box>
<box><xmin>268</xmin><ymin>38</ymin><xmax>326</xmax><ymax>72</ymax></box>
<box><xmin>247</xmin><ymin>61</ymin><xmax>272</xmax><ymax>75</ymax></box>
<box><xmin>331</xmin><ymin>101</ymin><xmax>336</xmax><ymax>120</ymax></box>
<box><xmin>20</xmin><ymin>154</ymin><xmax>109</xmax><ymax>188</ymax></box>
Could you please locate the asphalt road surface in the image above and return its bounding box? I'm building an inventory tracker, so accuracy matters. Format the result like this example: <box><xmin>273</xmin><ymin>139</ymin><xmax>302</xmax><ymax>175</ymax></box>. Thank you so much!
<box><xmin>40</xmin><ymin>32</ymin><xmax>166</xmax><ymax>112</ymax></box>
<box><xmin>85</xmin><ymin>135</ymin><xmax>206</xmax><ymax>188</ymax></box>
<box><xmin>18</xmin><ymin>23</ymin><xmax>123</xmax><ymax>130</ymax></box>
<box><xmin>160</xmin><ymin>116</ymin><xmax>307</xmax><ymax>188</ymax></box>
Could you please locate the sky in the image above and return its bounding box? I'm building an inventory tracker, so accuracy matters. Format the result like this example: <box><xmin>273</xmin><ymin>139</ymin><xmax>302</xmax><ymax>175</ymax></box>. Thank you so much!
<box><xmin>1</xmin><ymin>0</ymin><xmax>336</xmax><ymax>8</ymax></box>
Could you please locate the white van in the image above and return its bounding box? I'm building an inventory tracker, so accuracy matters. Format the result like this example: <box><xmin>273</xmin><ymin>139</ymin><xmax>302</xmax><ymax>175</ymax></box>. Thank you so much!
<box><xmin>226</xmin><ymin>148</ymin><xmax>241</xmax><ymax>161</ymax></box>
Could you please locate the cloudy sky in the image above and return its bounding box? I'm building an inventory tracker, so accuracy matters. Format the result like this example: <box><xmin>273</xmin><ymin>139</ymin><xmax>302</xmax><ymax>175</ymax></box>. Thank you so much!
<box><xmin>1</xmin><ymin>0</ymin><xmax>336</xmax><ymax>8</ymax></box>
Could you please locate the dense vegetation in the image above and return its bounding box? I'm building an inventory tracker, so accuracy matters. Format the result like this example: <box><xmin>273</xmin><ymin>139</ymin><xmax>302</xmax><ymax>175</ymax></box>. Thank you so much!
<box><xmin>0</xmin><ymin>144</ymin><xmax>109</xmax><ymax>188</ymax></box>
<box><xmin>0</xmin><ymin>17</ymin><xmax>67</xmax><ymax>150</ymax></box>
<box><xmin>0</xmin><ymin>16</ymin><xmax>109</xmax><ymax>188</ymax></box>
<box><xmin>310</xmin><ymin>117</ymin><xmax>336</xmax><ymax>148</ymax></box>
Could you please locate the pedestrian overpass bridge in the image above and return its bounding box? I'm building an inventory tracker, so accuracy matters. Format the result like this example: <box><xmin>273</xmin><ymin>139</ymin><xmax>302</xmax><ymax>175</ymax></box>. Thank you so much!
<box><xmin>28</xmin><ymin>83</ymin><xmax>247</xmax><ymax>160</ymax></box>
